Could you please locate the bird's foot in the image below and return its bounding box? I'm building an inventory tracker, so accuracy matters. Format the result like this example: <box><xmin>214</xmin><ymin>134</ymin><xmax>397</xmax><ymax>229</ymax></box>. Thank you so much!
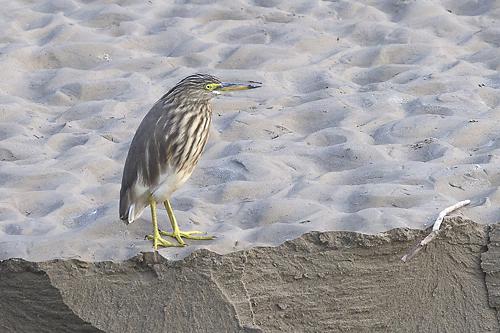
<box><xmin>159</xmin><ymin>230</ymin><xmax>215</xmax><ymax>246</ymax></box>
<box><xmin>146</xmin><ymin>233</ymin><xmax>184</xmax><ymax>250</ymax></box>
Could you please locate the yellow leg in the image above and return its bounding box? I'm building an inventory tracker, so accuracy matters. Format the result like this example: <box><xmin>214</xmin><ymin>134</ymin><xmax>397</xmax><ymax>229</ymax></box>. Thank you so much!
<box><xmin>159</xmin><ymin>199</ymin><xmax>214</xmax><ymax>245</ymax></box>
<box><xmin>145</xmin><ymin>198</ymin><xmax>180</xmax><ymax>250</ymax></box>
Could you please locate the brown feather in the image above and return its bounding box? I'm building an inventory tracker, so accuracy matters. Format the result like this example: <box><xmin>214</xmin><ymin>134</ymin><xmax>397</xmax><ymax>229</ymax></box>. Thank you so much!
<box><xmin>119</xmin><ymin>74</ymin><xmax>219</xmax><ymax>222</ymax></box>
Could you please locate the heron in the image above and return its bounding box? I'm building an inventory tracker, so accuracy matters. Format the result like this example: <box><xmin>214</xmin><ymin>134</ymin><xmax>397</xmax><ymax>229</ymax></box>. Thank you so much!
<box><xmin>119</xmin><ymin>73</ymin><xmax>261</xmax><ymax>250</ymax></box>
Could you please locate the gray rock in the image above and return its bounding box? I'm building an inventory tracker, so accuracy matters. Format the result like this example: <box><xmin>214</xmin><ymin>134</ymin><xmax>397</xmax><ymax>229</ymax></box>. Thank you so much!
<box><xmin>482</xmin><ymin>223</ymin><xmax>500</xmax><ymax>322</ymax></box>
<box><xmin>1</xmin><ymin>217</ymin><xmax>499</xmax><ymax>332</ymax></box>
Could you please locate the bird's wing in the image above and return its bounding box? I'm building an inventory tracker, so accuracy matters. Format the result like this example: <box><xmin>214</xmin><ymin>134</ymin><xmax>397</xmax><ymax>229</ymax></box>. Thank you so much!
<box><xmin>119</xmin><ymin>101</ymin><xmax>177</xmax><ymax>221</ymax></box>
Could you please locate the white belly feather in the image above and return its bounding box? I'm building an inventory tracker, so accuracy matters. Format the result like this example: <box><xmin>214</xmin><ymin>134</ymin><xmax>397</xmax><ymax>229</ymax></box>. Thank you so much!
<box><xmin>126</xmin><ymin>167</ymin><xmax>193</xmax><ymax>223</ymax></box>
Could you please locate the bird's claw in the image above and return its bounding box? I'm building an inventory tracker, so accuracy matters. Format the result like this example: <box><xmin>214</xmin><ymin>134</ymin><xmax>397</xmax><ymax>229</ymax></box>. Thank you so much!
<box><xmin>145</xmin><ymin>234</ymin><xmax>184</xmax><ymax>249</ymax></box>
<box><xmin>159</xmin><ymin>230</ymin><xmax>215</xmax><ymax>246</ymax></box>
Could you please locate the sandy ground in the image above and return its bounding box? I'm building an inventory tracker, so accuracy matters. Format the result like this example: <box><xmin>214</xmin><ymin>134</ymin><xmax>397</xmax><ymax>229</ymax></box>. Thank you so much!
<box><xmin>0</xmin><ymin>0</ymin><xmax>499</xmax><ymax>261</ymax></box>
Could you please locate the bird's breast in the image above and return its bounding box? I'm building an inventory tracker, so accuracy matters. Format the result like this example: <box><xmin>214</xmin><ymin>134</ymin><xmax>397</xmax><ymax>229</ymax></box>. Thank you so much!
<box><xmin>151</xmin><ymin>109</ymin><xmax>212</xmax><ymax>202</ymax></box>
<box><xmin>167</xmin><ymin>105</ymin><xmax>212</xmax><ymax>177</ymax></box>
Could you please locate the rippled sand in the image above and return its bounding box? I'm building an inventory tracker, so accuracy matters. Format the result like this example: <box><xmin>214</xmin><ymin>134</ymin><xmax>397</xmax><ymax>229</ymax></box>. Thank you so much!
<box><xmin>0</xmin><ymin>0</ymin><xmax>499</xmax><ymax>261</ymax></box>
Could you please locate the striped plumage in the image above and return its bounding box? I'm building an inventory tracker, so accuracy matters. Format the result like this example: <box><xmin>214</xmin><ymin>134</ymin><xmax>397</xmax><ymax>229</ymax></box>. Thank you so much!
<box><xmin>119</xmin><ymin>74</ymin><xmax>220</xmax><ymax>223</ymax></box>
<box><xmin>119</xmin><ymin>73</ymin><xmax>260</xmax><ymax>250</ymax></box>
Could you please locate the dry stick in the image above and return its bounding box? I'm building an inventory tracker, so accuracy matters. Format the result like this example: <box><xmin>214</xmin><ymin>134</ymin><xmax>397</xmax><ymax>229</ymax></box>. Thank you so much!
<box><xmin>401</xmin><ymin>200</ymin><xmax>471</xmax><ymax>262</ymax></box>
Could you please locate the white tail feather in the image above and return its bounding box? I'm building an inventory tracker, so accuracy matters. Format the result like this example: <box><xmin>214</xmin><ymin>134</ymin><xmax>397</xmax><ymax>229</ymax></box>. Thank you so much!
<box><xmin>127</xmin><ymin>203</ymin><xmax>147</xmax><ymax>224</ymax></box>
<box><xmin>127</xmin><ymin>204</ymin><xmax>135</xmax><ymax>224</ymax></box>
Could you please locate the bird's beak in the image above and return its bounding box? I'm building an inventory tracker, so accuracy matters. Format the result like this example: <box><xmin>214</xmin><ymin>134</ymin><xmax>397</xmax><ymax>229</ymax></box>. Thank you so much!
<box><xmin>217</xmin><ymin>81</ymin><xmax>262</xmax><ymax>92</ymax></box>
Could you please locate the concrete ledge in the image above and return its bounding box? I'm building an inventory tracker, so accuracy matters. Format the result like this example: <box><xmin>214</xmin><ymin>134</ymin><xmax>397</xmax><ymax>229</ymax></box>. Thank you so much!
<box><xmin>1</xmin><ymin>217</ymin><xmax>499</xmax><ymax>332</ymax></box>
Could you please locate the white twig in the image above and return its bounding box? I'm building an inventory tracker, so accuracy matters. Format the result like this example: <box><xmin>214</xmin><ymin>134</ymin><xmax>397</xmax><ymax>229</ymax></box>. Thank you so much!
<box><xmin>431</xmin><ymin>200</ymin><xmax>470</xmax><ymax>231</ymax></box>
<box><xmin>401</xmin><ymin>200</ymin><xmax>470</xmax><ymax>262</ymax></box>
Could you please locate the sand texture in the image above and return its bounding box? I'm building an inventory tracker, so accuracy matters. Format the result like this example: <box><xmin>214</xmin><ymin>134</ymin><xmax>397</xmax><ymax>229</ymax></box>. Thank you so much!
<box><xmin>0</xmin><ymin>0</ymin><xmax>499</xmax><ymax>261</ymax></box>
<box><xmin>1</xmin><ymin>217</ymin><xmax>499</xmax><ymax>332</ymax></box>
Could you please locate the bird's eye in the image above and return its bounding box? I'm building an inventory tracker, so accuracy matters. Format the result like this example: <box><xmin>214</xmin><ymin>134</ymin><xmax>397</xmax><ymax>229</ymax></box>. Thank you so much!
<box><xmin>205</xmin><ymin>84</ymin><xmax>211</xmax><ymax>90</ymax></box>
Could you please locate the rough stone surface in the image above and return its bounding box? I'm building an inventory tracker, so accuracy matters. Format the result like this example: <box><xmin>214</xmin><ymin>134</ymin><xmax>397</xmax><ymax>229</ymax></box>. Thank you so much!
<box><xmin>1</xmin><ymin>217</ymin><xmax>499</xmax><ymax>333</ymax></box>
<box><xmin>0</xmin><ymin>259</ymin><xmax>103</xmax><ymax>333</ymax></box>
<box><xmin>482</xmin><ymin>223</ymin><xmax>500</xmax><ymax>323</ymax></box>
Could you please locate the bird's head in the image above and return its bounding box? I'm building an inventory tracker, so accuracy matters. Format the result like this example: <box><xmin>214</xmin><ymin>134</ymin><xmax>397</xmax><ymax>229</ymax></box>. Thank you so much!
<box><xmin>169</xmin><ymin>73</ymin><xmax>262</xmax><ymax>102</ymax></box>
